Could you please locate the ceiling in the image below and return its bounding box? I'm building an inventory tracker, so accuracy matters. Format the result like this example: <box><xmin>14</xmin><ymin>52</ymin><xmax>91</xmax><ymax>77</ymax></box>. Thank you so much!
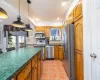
<box><xmin>0</xmin><ymin>0</ymin><xmax>73</xmax><ymax>26</ymax></box>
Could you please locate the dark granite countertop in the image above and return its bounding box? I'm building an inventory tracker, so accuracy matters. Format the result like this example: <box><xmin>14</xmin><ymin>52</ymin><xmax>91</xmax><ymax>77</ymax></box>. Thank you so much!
<box><xmin>0</xmin><ymin>47</ymin><xmax>41</xmax><ymax>80</ymax></box>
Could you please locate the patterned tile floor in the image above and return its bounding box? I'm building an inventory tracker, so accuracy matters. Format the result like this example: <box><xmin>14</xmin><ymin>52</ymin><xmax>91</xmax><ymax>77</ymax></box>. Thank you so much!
<box><xmin>41</xmin><ymin>60</ymin><xmax>69</xmax><ymax>80</ymax></box>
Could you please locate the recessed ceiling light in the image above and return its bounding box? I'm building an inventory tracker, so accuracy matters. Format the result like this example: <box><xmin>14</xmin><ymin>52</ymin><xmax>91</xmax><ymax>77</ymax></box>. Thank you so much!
<box><xmin>57</xmin><ymin>18</ymin><xmax>60</xmax><ymax>20</ymax></box>
<box><xmin>36</xmin><ymin>18</ymin><xmax>39</xmax><ymax>21</ymax></box>
<box><xmin>62</xmin><ymin>1</ymin><xmax>66</xmax><ymax>6</ymax></box>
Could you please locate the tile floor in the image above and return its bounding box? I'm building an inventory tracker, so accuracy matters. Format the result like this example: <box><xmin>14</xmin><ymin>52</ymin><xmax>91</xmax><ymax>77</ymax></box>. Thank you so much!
<box><xmin>41</xmin><ymin>60</ymin><xmax>69</xmax><ymax>80</ymax></box>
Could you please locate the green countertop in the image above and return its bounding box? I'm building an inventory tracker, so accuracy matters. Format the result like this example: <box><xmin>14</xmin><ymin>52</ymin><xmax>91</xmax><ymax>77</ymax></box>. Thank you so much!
<box><xmin>0</xmin><ymin>47</ymin><xmax>41</xmax><ymax>80</ymax></box>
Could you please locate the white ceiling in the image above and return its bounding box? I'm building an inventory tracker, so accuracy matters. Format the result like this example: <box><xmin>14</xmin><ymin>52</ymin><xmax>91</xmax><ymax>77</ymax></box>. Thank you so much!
<box><xmin>0</xmin><ymin>0</ymin><xmax>73</xmax><ymax>26</ymax></box>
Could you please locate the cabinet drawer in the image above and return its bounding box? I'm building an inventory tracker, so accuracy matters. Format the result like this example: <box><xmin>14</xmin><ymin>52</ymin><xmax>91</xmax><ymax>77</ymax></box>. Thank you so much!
<box><xmin>17</xmin><ymin>62</ymin><xmax>31</xmax><ymax>80</ymax></box>
<box><xmin>32</xmin><ymin>55</ymin><xmax>37</xmax><ymax>67</ymax></box>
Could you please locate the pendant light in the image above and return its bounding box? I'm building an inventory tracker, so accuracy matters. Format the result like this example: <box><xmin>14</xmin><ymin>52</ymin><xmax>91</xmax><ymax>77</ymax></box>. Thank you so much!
<box><xmin>0</xmin><ymin>7</ymin><xmax>8</xmax><ymax>19</ymax></box>
<box><xmin>25</xmin><ymin>0</ymin><xmax>33</xmax><ymax>31</ymax></box>
<box><xmin>12</xmin><ymin>0</ymin><xmax>25</xmax><ymax>28</ymax></box>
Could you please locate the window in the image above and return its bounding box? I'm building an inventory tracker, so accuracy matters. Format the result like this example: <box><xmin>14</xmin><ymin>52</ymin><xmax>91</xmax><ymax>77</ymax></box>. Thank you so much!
<box><xmin>50</xmin><ymin>28</ymin><xmax>61</xmax><ymax>40</ymax></box>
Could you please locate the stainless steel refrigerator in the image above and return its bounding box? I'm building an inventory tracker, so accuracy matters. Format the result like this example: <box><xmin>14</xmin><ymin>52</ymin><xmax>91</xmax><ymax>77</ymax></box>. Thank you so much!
<box><xmin>62</xmin><ymin>24</ymin><xmax>75</xmax><ymax>80</ymax></box>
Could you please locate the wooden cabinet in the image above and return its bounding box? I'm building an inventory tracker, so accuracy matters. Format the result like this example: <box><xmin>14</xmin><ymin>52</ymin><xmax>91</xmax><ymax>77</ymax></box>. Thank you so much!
<box><xmin>44</xmin><ymin>46</ymin><xmax>46</xmax><ymax>60</ymax></box>
<box><xmin>75</xmin><ymin>18</ymin><xmax>83</xmax><ymax>51</ymax></box>
<box><xmin>16</xmin><ymin>52</ymin><xmax>42</xmax><ymax>80</ymax></box>
<box><xmin>74</xmin><ymin>17</ymin><xmax>83</xmax><ymax>80</ymax></box>
<box><xmin>17</xmin><ymin>62</ymin><xmax>31</xmax><ymax>80</ymax></box>
<box><xmin>54</xmin><ymin>46</ymin><xmax>64</xmax><ymax>60</ymax></box>
<box><xmin>38</xmin><ymin>62</ymin><xmax>41</xmax><ymax>80</ymax></box>
<box><xmin>75</xmin><ymin>50</ymin><xmax>83</xmax><ymax>80</ymax></box>
<box><xmin>35</xmin><ymin>26</ymin><xmax>63</xmax><ymax>37</ymax></box>
<box><xmin>74</xmin><ymin>1</ymin><xmax>82</xmax><ymax>21</ymax></box>
<box><xmin>44</xmin><ymin>26</ymin><xmax>50</xmax><ymax>37</ymax></box>
<box><xmin>67</xmin><ymin>11</ymin><xmax>74</xmax><ymax>24</ymax></box>
<box><xmin>25</xmin><ymin>72</ymin><xmax>31</xmax><ymax>80</ymax></box>
<box><xmin>32</xmin><ymin>63</ymin><xmax>37</xmax><ymax>80</ymax></box>
<box><xmin>35</xmin><ymin>27</ymin><xmax>44</xmax><ymax>32</ymax></box>
<box><xmin>32</xmin><ymin>56</ymin><xmax>37</xmax><ymax>67</ymax></box>
<box><xmin>35</xmin><ymin>27</ymin><xmax>41</xmax><ymax>32</ymax></box>
<box><xmin>54</xmin><ymin>46</ymin><xmax>59</xmax><ymax>59</ymax></box>
<box><xmin>37</xmin><ymin>53</ymin><xmax>41</xmax><ymax>80</ymax></box>
<box><xmin>58</xmin><ymin>46</ymin><xmax>64</xmax><ymax>60</ymax></box>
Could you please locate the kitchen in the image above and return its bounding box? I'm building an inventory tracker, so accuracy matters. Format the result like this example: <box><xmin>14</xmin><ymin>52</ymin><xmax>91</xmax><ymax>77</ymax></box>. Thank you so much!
<box><xmin>0</xmin><ymin>0</ymin><xmax>99</xmax><ymax>80</ymax></box>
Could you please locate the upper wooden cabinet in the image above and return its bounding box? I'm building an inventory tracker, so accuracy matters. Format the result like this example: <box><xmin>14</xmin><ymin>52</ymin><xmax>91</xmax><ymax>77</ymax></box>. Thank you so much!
<box><xmin>35</xmin><ymin>26</ymin><xmax>63</xmax><ymax>37</ymax></box>
<box><xmin>74</xmin><ymin>18</ymin><xmax>83</xmax><ymax>51</ymax></box>
<box><xmin>74</xmin><ymin>1</ymin><xmax>82</xmax><ymax>21</ymax></box>
<box><xmin>67</xmin><ymin>11</ymin><xmax>74</xmax><ymax>24</ymax></box>
<box><xmin>35</xmin><ymin>27</ymin><xmax>45</xmax><ymax>32</ymax></box>
<box><xmin>44</xmin><ymin>26</ymin><xmax>50</xmax><ymax>37</ymax></box>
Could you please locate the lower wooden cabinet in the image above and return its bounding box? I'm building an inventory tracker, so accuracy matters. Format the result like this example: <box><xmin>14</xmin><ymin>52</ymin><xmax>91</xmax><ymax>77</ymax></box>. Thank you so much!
<box><xmin>38</xmin><ymin>61</ymin><xmax>41</xmax><ymax>80</ymax></box>
<box><xmin>54</xmin><ymin>46</ymin><xmax>64</xmax><ymax>60</ymax></box>
<box><xmin>75</xmin><ymin>50</ymin><xmax>83</xmax><ymax>80</ymax></box>
<box><xmin>37</xmin><ymin>53</ymin><xmax>41</xmax><ymax>80</ymax></box>
<box><xmin>25</xmin><ymin>72</ymin><xmax>31</xmax><ymax>80</ymax></box>
<box><xmin>17</xmin><ymin>62</ymin><xmax>31</xmax><ymax>80</ymax></box>
<box><xmin>54</xmin><ymin>46</ymin><xmax>59</xmax><ymax>59</ymax></box>
<box><xmin>16</xmin><ymin>52</ymin><xmax>42</xmax><ymax>80</ymax></box>
<box><xmin>32</xmin><ymin>63</ymin><xmax>37</xmax><ymax>80</ymax></box>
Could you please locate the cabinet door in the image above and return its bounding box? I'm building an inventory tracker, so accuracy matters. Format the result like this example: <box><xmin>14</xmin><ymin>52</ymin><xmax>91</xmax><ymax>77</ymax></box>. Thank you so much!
<box><xmin>35</xmin><ymin>27</ymin><xmax>42</xmax><ymax>32</ymax></box>
<box><xmin>58</xmin><ymin>46</ymin><xmax>64</xmax><ymax>60</ymax></box>
<box><xmin>67</xmin><ymin>11</ymin><xmax>74</xmax><ymax>24</ymax></box>
<box><xmin>32</xmin><ymin>64</ymin><xmax>37</xmax><ymax>80</ymax></box>
<box><xmin>38</xmin><ymin>61</ymin><xmax>41</xmax><ymax>80</ymax></box>
<box><xmin>54</xmin><ymin>46</ymin><xmax>59</xmax><ymax>59</ymax></box>
<box><xmin>44</xmin><ymin>27</ymin><xmax>50</xmax><ymax>37</ymax></box>
<box><xmin>75</xmin><ymin>50</ymin><xmax>83</xmax><ymax>80</ymax></box>
<box><xmin>44</xmin><ymin>46</ymin><xmax>46</xmax><ymax>60</ymax></box>
<box><xmin>74</xmin><ymin>18</ymin><xmax>83</xmax><ymax>52</ymax></box>
<box><xmin>41</xmin><ymin>27</ymin><xmax>45</xmax><ymax>32</ymax></box>
<box><xmin>25</xmin><ymin>72</ymin><xmax>31</xmax><ymax>80</ymax></box>
<box><xmin>74</xmin><ymin>1</ymin><xmax>82</xmax><ymax>21</ymax></box>
<box><xmin>17</xmin><ymin>62</ymin><xmax>31</xmax><ymax>80</ymax></box>
<box><xmin>35</xmin><ymin>27</ymin><xmax>39</xmax><ymax>32</ymax></box>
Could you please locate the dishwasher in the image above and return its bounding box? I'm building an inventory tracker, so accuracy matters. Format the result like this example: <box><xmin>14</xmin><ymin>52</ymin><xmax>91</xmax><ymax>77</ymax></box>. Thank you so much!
<box><xmin>46</xmin><ymin>45</ymin><xmax>54</xmax><ymax>60</ymax></box>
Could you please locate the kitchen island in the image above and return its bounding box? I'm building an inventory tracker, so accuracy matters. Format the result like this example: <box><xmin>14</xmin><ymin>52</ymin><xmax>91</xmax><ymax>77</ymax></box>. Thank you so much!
<box><xmin>0</xmin><ymin>47</ymin><xmax>42</xmax><ymax>80</ymax></box>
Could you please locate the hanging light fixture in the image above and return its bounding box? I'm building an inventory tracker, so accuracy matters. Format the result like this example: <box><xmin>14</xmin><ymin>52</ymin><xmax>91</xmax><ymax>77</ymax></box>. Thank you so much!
<box><xmin>12</xmin><ymin>0</ymin><xmax>25</xmax><ymax>28</ymax></box>
<box><xmin>25</xmin><ymin>0</ymin><xmax>33</xmax><ymax>31</ymax></box>
<box><xmin>0</xmin><ymin>7</ymin><xmax>8</xmax><ymax>19</ymax></box>
<box><xmin>25</xmin><ymin>24</ymin><xmax>33</xmax><ymax>31</ymax></box>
